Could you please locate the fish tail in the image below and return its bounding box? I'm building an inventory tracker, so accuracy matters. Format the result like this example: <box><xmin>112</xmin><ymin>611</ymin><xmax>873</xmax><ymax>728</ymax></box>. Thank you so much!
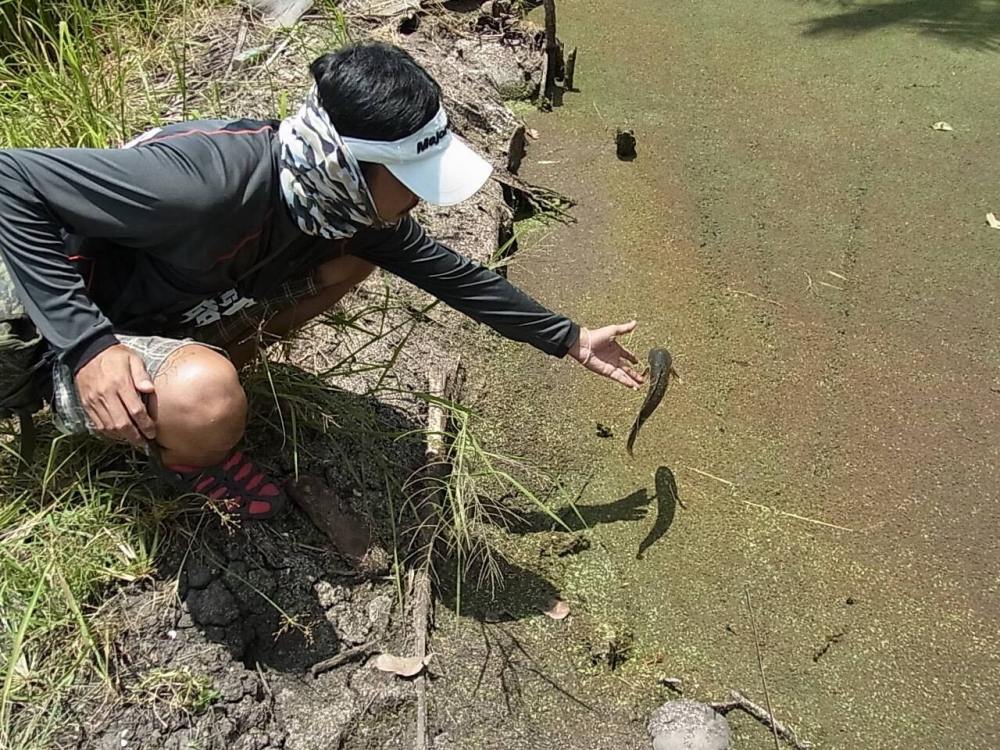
<box><xmin>626</xmin><ymin>420</ymin><xmax>639</xmax><ymax>457</ymax></box>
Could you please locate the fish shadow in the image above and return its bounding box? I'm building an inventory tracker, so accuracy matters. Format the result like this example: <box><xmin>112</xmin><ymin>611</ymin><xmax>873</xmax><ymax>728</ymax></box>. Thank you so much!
<box><xmin>636</xmin><ymin>465</ymin><xmax>681</xmax><ymax>560</ymax></box>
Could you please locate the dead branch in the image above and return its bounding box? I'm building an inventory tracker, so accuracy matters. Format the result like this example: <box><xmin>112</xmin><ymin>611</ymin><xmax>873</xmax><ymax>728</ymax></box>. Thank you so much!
<box><xmin>413</xmin><ymin>565</ymin><xmax>431</xmax><ymax>750</ymax></box>
<box><xmin>310</xmin><ymin>641</ymin><xmax>377</xmax><ymax>677</ymax></box>
<box><xmin>541</xmin><ymin>0</ymin><xmax>560</xmax><ymax>106</ymax></box>
<box><xmin>411</xmin><ymin>362</ymin><xmax>464</xmax><ymax>750</ymax></box>
<box><xmin>709</xmin><ymin>691</ymin><xmax>813</xmax><ymax>750</ymax></box>
<box><xmin>491</xmin><ymin>170</ymin><xmax>575</xmax><ymax>222</ymax></box>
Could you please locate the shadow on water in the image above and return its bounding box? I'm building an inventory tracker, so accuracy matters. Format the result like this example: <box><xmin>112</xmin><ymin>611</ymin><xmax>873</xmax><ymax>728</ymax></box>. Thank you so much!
<box><xmin>510</xmin><ymin>487</ymin><xmax>650</xmax><ymax>533</ymax></box>
<box><xmin>636</xmin><ymin>465</ymin><xmax>680</xmax><ymax>560</ymax></box>
<box><xmin>800</xmin><ymin>0</ymin><xmax>1000</xmax><ymax>51</ymax></box>
<box><xmin>436</xmin><ymin>552</ymin><xmax>564</xmax><ymax>624</ymax></box>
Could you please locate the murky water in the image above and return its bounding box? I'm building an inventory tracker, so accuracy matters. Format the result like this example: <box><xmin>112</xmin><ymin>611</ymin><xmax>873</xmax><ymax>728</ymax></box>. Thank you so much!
<box><xmin>470</xmin><ymin>1</ymin><xmax>1000</xmax><ymax>747</ymax></box>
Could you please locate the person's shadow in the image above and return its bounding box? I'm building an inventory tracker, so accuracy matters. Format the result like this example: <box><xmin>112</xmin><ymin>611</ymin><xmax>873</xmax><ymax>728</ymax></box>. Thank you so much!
<box><xmin>435</xmin><ymin>551</ymin><xmax>564</xmax><ymax>623</ymax></box>
<box><xmin>158</xmin><ymin>360</ymin><xmax>587</xmax><ymax>668</ymax></box>
<box><xmin>509</xmin><ymin>465</ymin><xmax>680</xmax><ymax>561</ymax></box>
<box><xmin>510</xmin><ymin>487</ymin><xmax>651</xmax><ymax>533</ymax></box>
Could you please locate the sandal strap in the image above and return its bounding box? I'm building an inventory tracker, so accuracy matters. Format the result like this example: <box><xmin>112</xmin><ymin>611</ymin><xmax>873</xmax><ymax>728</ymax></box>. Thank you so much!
<box><xmin>158</xmin><ymin>449</ymin><xmax>284</xmax><ymax>519</ymax></box>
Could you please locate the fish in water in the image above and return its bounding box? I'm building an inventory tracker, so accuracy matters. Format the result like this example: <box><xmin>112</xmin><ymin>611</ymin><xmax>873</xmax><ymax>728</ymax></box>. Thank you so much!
<box><xmin>626</xmin><ymin>348</ymin><xmax>679</xmax><ymax>457</ymax></box>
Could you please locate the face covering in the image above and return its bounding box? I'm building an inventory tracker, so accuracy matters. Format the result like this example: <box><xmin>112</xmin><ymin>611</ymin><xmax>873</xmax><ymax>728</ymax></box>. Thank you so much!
<box><xmin>277</xmin><ymin>87</ymin><xmax>381</xmax><ymax>239</ymax></box>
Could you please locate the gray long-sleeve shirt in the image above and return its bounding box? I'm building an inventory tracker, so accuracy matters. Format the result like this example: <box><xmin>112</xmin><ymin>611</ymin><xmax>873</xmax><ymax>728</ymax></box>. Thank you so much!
<box><xmin>0</xmin><ymin>118</ymin><xmax>579</xmax><ymax>373</ymax></box>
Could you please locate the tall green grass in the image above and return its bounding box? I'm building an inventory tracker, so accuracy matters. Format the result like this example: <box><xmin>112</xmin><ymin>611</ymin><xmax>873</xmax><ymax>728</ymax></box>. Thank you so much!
<box><xmin>0</xmin><ymin>3</ymin><xmax>192</xmax><ymax>747</ymax></box>
<box><xmin>0</xmin><ymin>0</ymin><xmax>185</xmax><ymax>149</ymax></box>
<box><xmin>0</xmin><ymin>433</ymin><xmax>172</xmax><ymax>749</ymax></box>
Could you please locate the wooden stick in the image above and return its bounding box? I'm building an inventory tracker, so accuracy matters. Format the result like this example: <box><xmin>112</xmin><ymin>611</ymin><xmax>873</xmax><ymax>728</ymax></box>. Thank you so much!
<box><xmin>723</xmin><ymin>691</ymin><xmax>813</xmax><ymax>750</ymax></box>
<box><xmin>309</xmin><ymin>641</ymin><xmax>376</xmax><ymax>677</ymax></box>
<box><xmin>411</xmin><ymin>364</ymin><xmax>462</xmax><ymax>750</ymax></box>
<box><xmin>564</xmin><ymin>47</ymin><xmax>577</xmax><ymax>91</ymax></box>
<box><xmin>413</xmin><ymin>566</ymin><xmax>431</xmax><ymax>750</ymax></box>
<box><xmin>541</xmin><ymin>0</ymin><xmax>559</xmax><ymax>106</ymax></box>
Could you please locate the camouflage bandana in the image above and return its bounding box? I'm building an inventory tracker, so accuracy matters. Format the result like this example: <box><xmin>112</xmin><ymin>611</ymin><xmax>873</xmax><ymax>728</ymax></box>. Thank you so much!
<box><xmin>277</xmin><ymin>87</ymin><xmax>381</xmax><ymax>239</ymax></box>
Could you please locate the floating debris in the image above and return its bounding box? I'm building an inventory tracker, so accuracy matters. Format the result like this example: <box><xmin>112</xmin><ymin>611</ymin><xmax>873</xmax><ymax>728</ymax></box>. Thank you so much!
<box><xmin>540</xmin><ymin>598</ymin><xmax>570</xmax><ymax>620</ymax></box>
<box><xmin>931</xmin><ymin>121</ymin><xmax>954</xmax><ymax>131</ymax></box>
<box><xmin>615</xmin><ymin>128</ymin><xmax>637</xmax><ymax>160</ymax></box>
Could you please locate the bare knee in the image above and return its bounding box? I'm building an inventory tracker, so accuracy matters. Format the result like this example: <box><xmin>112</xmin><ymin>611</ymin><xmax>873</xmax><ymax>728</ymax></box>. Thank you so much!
<box><xmin>314</xmin><ymin>255</ymin><xmax>375</xmax><ymax>289</ymax></box>
<box><xmin>148</xmin><ymin>345</ymin><xmax>246</xmax><ymax>466</ymax></box>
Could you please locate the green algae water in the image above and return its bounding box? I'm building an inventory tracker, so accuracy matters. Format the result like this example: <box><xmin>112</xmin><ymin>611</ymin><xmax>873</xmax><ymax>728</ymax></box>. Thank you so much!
<box><xmin>453</xmin><ymin>1</ymin><xmax>1000</xmax><ymax>747</ymax></box>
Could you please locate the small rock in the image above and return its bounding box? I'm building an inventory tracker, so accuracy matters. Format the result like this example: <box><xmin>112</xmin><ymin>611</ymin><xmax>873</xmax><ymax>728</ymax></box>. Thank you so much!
<box><xmin>315</xmin><ymin>580</ymin><xmax>348</xmax><ymax>610</ymax></box>
<box><xmin>648</xmin><ymin>700</ymin><xmax>732</xmax><ymax>750</ymax></box>
<box><xmin>357</xmin><ymin>545</ymin><xmax>391</xmax><ymax>578</ymax></box>
<box><xmin>615</xmin><ymin>128</ymin><xmax>637</xmax><ymax>161</ymax></box>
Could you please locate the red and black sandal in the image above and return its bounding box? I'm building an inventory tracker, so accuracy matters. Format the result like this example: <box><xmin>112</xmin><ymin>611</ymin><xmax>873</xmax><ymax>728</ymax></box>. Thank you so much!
<box><xmin>151</xmin><ymin>447</ymin><xmax>286</xmax><ymax>520</ymax></box>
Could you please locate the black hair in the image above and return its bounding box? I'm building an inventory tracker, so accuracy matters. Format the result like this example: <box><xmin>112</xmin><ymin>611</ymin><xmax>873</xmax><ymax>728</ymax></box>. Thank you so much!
<box><xmin>310</xmin><ymin>42</ymin><xmax>442</xmax><ymax>142</ymax></box>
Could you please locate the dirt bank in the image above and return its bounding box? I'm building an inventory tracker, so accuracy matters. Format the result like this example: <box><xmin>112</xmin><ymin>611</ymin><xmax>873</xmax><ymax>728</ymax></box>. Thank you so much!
<box><xmin>53</xmin><ymin>4</ymin><xmax>580</xmax><ymax>749</ymax></box>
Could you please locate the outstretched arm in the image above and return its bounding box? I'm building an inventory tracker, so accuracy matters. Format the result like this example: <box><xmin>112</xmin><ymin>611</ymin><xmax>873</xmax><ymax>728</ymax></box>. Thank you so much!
<box><xmin>350</xmin><ymin>217</ymin><xmax>644</xmax><ymax>388</ymax></box>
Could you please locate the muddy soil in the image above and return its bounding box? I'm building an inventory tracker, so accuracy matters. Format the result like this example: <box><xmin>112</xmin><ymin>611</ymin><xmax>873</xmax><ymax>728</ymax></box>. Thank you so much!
<box><xmin>55</xmin><ymin>5</ymin><xmax>556</xmax><ymax>750</ymax></box>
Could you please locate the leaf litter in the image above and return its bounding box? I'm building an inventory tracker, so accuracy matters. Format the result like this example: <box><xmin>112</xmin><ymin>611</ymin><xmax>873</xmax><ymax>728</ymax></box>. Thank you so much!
<box><xmin>373</xmin><ymin>652</ymin><xmax>433</xmax><ymax>678</ymax></box>
<box><xmin>540</xmin><ymin>598</ymin><xmax>571</xmax><ymax>620</ymax></box>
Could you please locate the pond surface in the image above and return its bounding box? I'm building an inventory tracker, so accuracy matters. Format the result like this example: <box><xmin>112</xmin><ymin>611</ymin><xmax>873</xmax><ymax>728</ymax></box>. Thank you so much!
<box><xmin>470</xmin><ymin>0</ymin><xmax>1000</xmax><ymax>746</ymax></box>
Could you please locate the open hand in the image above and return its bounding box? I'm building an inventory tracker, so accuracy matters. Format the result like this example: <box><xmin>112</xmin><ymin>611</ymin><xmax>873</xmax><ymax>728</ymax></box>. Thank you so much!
<box><xmin>569</xmin><ymin>321</ymin><xmax>645</xmax><ymax>389</ymax></box>
<box><xmin>75</xmin><ymin>344</ymin><xmax>157</xmax><ymax>446</ymax></box>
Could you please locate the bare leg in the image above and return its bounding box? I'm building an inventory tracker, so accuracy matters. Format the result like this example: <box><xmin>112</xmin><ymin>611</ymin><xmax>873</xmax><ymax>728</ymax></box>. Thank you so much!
<box><xmin>228</xmin><ymin>255</ymin><xmax>375</xmax><ymax>369</ymax></box>
<box><xmin>147</xmin><ymin>344</ymin><xmax>247</xmax><ymax>467</ymax></box>
<box><xmin>146</xmin><ymin>256</ymin><xmax>373</xmax><ymax>468</ymax></box>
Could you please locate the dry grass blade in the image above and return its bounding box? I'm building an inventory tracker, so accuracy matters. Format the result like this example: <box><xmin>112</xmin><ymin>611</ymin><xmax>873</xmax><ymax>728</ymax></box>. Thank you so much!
<box><xmin>726</xmin><ymin>288</ymin><xmax>787</xmax><ymax>309</ymax></box>
<box><xmin>739</xmin><ymin>499</ymin><xmax>857</xmax><ymax>532</ymax></box>
<box><xmin>745</xmin><ymin>586</ymin><xmax>780</xmax><ymax>750</ymax></box>
<box><xmin>685</xmin><ymin>466</ymin><xmax>736</xmax><ymax>488</ymax></box>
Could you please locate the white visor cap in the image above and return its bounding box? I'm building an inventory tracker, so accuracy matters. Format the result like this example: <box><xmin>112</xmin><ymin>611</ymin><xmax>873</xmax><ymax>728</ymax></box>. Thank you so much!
<box><xmin>341</xmin><ymin>106</ymin><xmax>493</xmax><ymax>206</ymax></box>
